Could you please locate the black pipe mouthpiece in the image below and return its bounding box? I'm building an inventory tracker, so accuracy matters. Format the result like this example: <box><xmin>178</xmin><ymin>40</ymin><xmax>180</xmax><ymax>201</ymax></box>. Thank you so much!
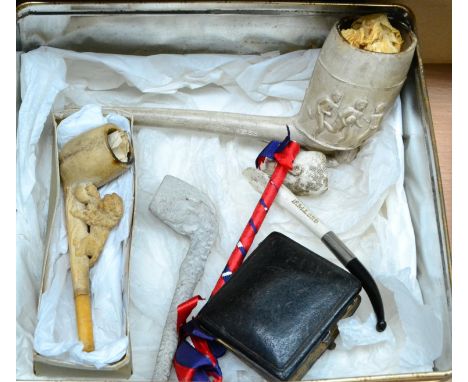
<box><xmin>321</xmin><ymin>232</ymin><xmax>386</xmax><ymax>332</ymax></box>
<box><xmin>346</xmin><ymin>258</ymin><xmax>387</xmax><ymax>332</ymax></box>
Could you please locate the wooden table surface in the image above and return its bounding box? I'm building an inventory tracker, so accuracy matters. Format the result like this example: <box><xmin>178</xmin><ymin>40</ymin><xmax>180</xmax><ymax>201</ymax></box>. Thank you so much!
<box><xmin>423</xmin><ymin>64</ymin><xmax>452</xmax><ymax>243</ymax></box>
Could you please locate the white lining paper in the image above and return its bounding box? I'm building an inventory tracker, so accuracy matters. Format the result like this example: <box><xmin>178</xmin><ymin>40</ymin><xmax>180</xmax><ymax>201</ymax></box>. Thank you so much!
<box><xmin>17</xmin><ymin>46</ymin><xmax>444</xmax><ymax>380</ymax></box>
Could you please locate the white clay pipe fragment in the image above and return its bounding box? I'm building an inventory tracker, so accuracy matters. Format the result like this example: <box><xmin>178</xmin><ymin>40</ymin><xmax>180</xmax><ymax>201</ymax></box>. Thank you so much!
<box><xmin>243</xmin><ymin>168</ymin><xmax>330</xmax><ymax>238</ymax></box>
<box><xmin>149</xmin><ymin>175</ymin><xmax>218</xmax><ymax>381</ymax></box>
<box><xmin>243</xmin><ymin>168</ymin><xmax>387</xmax><ymax>332</ymax></box>
<box><xmin>124</xmin><ymin>107</ymin><xmax>296</xmax><ymax>146</ymax></box>
<box><xmin>108</xmin><ymin>107</ymin><xmax>332</xmax><ymax>152</ymax></box>
<box><xmin>59</xmin><ymin>124</ymin><xmax>133</xmax><ymax>352</ymax></box>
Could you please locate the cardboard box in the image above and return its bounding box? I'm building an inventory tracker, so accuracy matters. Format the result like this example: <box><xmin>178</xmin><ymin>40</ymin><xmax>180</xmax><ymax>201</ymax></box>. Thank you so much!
<box><xmin>32</xmin><ymin>109</ymin><xmax>135</xmax><ymax>379</ymax></box>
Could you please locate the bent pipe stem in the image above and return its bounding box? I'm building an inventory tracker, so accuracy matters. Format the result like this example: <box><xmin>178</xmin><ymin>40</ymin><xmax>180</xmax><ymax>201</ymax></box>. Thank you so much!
<box><xmin>152</xmin><ymin>241</ymin><xmax>215</xmax><ymax>381</ymax></box>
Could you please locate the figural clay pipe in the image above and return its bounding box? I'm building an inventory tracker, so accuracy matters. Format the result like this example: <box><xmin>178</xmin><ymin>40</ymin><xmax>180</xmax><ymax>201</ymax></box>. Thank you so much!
<box><xmin>118</xmin><ymin>19</ymin><xmax>416</xmax><ymax>152</ymax></box>
<box><xmin>244</xmin><ymin>168</ymin><xmax>387</xmax><ymax>332</ymax></box>
<box><xmin>59</xmin><ymin>124</ymin><xmax>133</xmax><ymax>351</ymax></box>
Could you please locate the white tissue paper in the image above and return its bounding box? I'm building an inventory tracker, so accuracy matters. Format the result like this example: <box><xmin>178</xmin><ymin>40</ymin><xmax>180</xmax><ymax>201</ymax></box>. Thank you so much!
<box><xmin>32</xmin><ymin>105</ymin><xmax>133</xmax><ymax>368</ymax></box>
<box><xmin>17</xmin><ymin>46</ymin><xmax>443</xmax><ymax>380</ymax></box>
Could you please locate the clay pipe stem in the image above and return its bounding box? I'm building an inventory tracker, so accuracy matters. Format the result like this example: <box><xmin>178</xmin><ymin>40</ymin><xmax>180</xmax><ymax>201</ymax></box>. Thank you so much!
<box><xmin>105</xmin><ymin>106</ymin><xmax>328</xmax><ymax>151</ymax></box>
<box><xmin>243</xmin><ymin>168</ymin><xmax>387</xmax><ymax>332</ymax></box>
<box><xmin>63</xmin><ymin>185</ymin><xmax>96</xmax><ymax>352</ymax></box>
<box><xmin>119</xmin><ymin>107</ymin><xmax>289</xmax><ymax>141</ymax></box>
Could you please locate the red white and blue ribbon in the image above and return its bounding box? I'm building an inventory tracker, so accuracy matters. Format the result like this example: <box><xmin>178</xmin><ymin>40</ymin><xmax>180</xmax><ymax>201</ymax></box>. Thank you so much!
<box><xmin>173</xmin><ymin>296</ymin><xmax>226</xmax><ymax>382</ymax></box>
<box><xmin>211</xmin><ymin>127</ymin><xmax>298</xmax><ymax>294</ymax></box>
<box><xmin>172</xmin><ymin>129</ymin><xmax>301</xmax><ymax>382</ymax></box>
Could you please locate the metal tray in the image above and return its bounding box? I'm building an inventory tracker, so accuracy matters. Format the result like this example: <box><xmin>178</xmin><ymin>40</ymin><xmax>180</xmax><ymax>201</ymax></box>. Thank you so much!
<box><xmin>16</xmin><ymin>2</ymin><xmax>452</xmax><ymax>382</ymax></box>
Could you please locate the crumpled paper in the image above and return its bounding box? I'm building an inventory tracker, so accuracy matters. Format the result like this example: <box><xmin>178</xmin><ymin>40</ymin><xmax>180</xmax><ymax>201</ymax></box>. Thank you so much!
<box><xmin>17</xmin><ymin>46</ymin><xmax>443</xmax><ymax>380</ymax></box>
<box><xmin>32</xmin><ymin>105</ymin><xmax>133</xmax><ymax>368</ymax></box>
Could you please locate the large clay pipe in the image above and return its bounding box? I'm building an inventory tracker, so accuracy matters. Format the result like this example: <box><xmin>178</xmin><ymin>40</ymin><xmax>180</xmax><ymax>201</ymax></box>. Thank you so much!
<box><xmin>59</xmin><ymin>124</ymin><xmax>133</xmax><ymax>352</ymax></box>
<box><xmin>119</xmin><ymin>20</ymin><xmax>416</xmax><ymax>152</ymax></box>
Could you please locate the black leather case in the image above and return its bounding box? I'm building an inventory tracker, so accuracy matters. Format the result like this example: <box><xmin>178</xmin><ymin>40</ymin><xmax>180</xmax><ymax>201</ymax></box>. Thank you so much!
<box><xmin>196</xmin><ymin>232</ymin><xmax>362</xmax><ymax>381</ymax></box>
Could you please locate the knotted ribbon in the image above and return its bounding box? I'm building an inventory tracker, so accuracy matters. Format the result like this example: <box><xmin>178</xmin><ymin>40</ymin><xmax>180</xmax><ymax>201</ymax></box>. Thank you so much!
<box><xmin>173</xmin><ymin>296</ymin><xmax>226</xmax><ymax>382</ymax></box>
<box><xmin>173</xmin><ymin>129</ymin><xmax>300</xmax><ymax>381</ymax></box>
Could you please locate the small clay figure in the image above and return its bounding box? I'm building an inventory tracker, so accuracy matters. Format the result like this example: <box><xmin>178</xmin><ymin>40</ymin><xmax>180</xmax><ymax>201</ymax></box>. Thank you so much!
<box><xmin>71</xmin><ymin>184</ymin><xmax>124</xmax><ymax>267</ymax></box>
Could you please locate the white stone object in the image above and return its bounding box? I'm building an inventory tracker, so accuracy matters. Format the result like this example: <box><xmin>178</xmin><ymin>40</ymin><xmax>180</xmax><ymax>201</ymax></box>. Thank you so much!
<box><xmin>259</xmin><ymin>150</ymin><xmax>328</xmax><ymax>196</ymax></box>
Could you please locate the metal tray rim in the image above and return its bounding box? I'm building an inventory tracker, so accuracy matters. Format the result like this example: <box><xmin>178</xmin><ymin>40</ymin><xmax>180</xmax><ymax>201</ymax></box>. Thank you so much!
<box><xmin>16</xmin><ymin>2</ymin><xmax>452</xmax><ymax>381</ymax></box>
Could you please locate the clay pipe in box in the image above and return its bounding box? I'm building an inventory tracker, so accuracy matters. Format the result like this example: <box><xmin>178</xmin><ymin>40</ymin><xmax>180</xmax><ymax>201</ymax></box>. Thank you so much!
<box><xmin>244</xmin><ymin>168</ymin><xmax>386</xmax><ymax>332</ymax></box>
<box><xmin>59</xmin><ymin>124</ymin><xmax>133</xmax><ymax>352</ymax></box>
